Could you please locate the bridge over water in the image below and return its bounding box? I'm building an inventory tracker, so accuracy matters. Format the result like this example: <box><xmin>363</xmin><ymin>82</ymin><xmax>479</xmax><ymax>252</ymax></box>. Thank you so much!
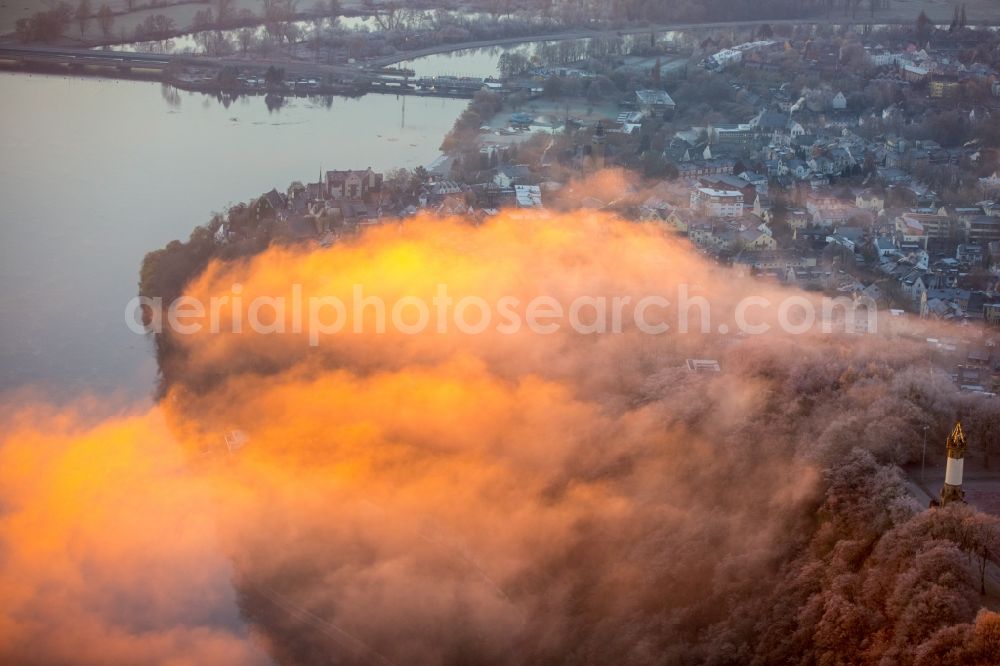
<box><xmin>0</xmin><ymin>44</ymin><xmax>174</xmax><ymax>71</ymax></box>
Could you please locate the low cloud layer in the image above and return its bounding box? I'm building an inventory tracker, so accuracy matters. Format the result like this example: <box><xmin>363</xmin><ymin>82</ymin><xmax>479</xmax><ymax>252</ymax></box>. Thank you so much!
<box><xmin>2</xmin><ymin>212</ymin><xmax>995</xmax><ymax>665</ymax></box>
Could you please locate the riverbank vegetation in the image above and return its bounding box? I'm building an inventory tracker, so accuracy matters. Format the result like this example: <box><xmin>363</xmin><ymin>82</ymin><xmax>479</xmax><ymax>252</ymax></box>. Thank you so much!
<box><xmin>440</xmin><ymin>89</ymin><xmax>503</xmax><ymax>152</ymax></box>
<box><xmin>10</xmin><ymin>0</ymin><xmax>904</xmax><ymax>57</ymax></box>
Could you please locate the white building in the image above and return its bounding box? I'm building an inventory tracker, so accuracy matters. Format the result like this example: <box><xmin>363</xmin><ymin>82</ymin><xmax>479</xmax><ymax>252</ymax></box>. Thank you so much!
<box><xmin>690</xmin><ymin>187</ymin><xmax>744</xmax><ymax>218</ymax></box>
<box><xmin>708</xmin><ymin>40</ymin><xmax>777</xmax><ymax>69</ymax></box>
<box><xmin>866</xmin><ymin>48</ymin><xmax>899</xmax><ymax>67</ymax></box>
<box><xmin>514</xmin><ymin>185</ymin><xmax>543</xmax><ymax>208</ymax></box>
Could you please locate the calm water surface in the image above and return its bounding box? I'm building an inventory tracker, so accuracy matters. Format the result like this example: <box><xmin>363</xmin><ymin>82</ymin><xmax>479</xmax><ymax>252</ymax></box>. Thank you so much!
<box><xmin>0</xmin><ymin>73</ymin><xmax>466</xmax><ymax>397</ymax></box>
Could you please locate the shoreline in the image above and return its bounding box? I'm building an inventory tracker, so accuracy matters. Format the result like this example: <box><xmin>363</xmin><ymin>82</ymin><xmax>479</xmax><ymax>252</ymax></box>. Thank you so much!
<box><xmin>4</xmin><ymin>16</ymin><xmax>999</xmax><ymax>94</ymax></box>
<box><xmin>7</xmin><ymin>12</ymin><xmax>1000</xmax><ymax>54</ymax></box>
<box><xmin>4</xmin><ymin>11</ymin><xmax>1000</xmax><ymax>94</ymax></box>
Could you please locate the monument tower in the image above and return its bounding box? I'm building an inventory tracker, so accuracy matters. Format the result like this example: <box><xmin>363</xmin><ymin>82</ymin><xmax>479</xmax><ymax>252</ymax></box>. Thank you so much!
<box><xmin>940</xmin><ymin>422</ymin><xmax>967</xmax><ymax>505</ymax></box>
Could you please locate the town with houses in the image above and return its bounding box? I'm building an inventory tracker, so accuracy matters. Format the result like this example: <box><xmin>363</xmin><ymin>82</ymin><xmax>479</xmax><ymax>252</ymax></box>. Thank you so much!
<box><xmin>218</xmin><ymin>17</ymin><xmax>1000</xmax><ymax>395</ymax></box>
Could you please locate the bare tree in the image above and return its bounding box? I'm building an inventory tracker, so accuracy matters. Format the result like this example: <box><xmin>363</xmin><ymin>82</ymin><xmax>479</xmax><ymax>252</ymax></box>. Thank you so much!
<box><xmin>75</xmin><ymin>0</ymin><xmax>91</xmax><ymax>36</ymax></box>
<box><xmin>263</xmin><ymin>0</ymin><xmax>296</xmax><ymax>45</ymax></box>
<box><xmin>135</xmin><ymin>13</ymin><xmax>175</xmax><ymax>40</ymax></box>
<box><xmin>967</xmin><ymin>513</ymin><xmax>1000</xmax><ymax>595</ymax></box>
<box><xmin>485</xmin><ymin>0</ymin><xmax>510</xmax><ymax>21</ymax></box>
<box><xmin>373</xmin><ymin>2</ymin><xmax>414</xmax><ymax>32</ymax></box>
<box><xmin>310</xmin><ymin>0</ymin><xmax>326</xmax><ymax>56</ymax></box>
<box><xmin>916</xmin><ymin>10</ymin><xmax>932</xmax><ymax>44</ymax></box>
<box><xmin>192</xmin><ymin>8</ymin><xmax>215</xmax><ymax>30</ymax></box>
<box><xmin>237</xmin><ymin>27</ymin><xmax>254</xmax><ymax>53</ymax></box>
<box><xmin>215</xmin><ymin>0</ymin><xmax>235</xmax><ymax>24</ymax></box>
<box><xmin>96</xmin><ymin>3</ymin><xmax>113</xmax><ymax>37</ymax></box>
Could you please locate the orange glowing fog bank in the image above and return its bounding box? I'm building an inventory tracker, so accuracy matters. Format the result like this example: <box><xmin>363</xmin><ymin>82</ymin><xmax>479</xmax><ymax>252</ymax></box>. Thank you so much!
<box><xmin>0</xmin><ymin>363</ymin><xmax>816</xmax><ymax>665</ymax></box>
<box><xmin>1</xmin><ymin>211</ymin><xmax>983</xmax><ymax>665</ymax></box>
<box><xmin>172</xmin><ymin>212</ymin><xmax>905</xmax><ymax>391</ymax></box>
<box><xmin>0</xmin><ymin>401</ymin><xmax>269</xmax><ymax>665</ymax></box>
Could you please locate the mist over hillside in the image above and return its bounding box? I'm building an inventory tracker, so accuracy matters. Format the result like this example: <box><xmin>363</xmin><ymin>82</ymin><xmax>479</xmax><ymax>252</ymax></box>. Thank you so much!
<box><xmin>2</xmin><ymin>212</ymin><xmax>998</xmax><ymax>665</ymax></box>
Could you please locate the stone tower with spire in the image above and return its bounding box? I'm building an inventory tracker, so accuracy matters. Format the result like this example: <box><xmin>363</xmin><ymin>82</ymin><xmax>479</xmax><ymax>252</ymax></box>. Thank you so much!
<box><xmin>940</xmin><ymin>422</ymin><xmax>967</xmax><ymax>505</ymax></box>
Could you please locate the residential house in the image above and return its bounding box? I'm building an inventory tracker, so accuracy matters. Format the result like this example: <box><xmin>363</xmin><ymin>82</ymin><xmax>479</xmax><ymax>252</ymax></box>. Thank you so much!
<box><xmin>739</xmin><ymin>170</ymin><xmax>768</xmax><ymax>195</ymax></box>
<box><xmin>856</xmin><ymin>189</ymin><xmax>885</xmax><ymax>212</ymax></box>
<box><xmin>929</xmin><ymin>75</ymin><xmax>961</xmax><ymax>99</ymax></box>
<box><xmin>752</xmin><ymin>194</ymin><xmax>773</xmax><ymax>223</ymax></box>
<box><xmin>965</xmin><ymin>215</ymin><xmax>1000</xmax><ymax>244</ymax></box>
<box><xmin>811</xmin><ymin>207</ymin><xmax>852</xmax><ymax>229</ymax></box>
<box><xmin>978</xmin><ymin>172</ymin><xmax>1000</xmax><ymax>195</ymax></box>
<box><xmin>836</xmin><ymin>226</ymin><xmax>866</xmax><ymax>246</ymax></box>
<box><xmin>827</xmin><ymin>147</ymin><xmax>856</xmax><ymax>173</ymax></box>
<box><xmin>808</xmin><ymin>155</ymin><xmax>836</xmax><ymax>176</ymax></box>
<box><xmin>786</xmin><ymin>266</ymin><xmax>833</xmax><ymax>290</ymax></box>
<box><xmin>677</xmin><ymin>159</ymin><xmax>736</xmax><ymax>178</ymax></box>
<box><xmin>699</xmin><ymin>173</ymin><xmax>756</xmax><ymax>203</ymax></box>
<box><xmin>956</xmin><ymin>243</ymin><xmax>983</xmax><ymax>266</ymax></box>
<box><xmin>734</xmin><ymin>249</ymin><xmax>817</xmax><ymax>272</ymax></box>
<box><xmin>875</xmin><ymin>236</ymin><xmax>898</xmax><ymax>259</ymax></box>
<box><xmin>985</xmin><ymin>302</ymin><xmax>1000</xmax><ymax>326</ymax></box>
<box><xmin>713</xmin><ymin>123</ymin><xmax>755</xmax><ymax>144</ymax></box>
<box><xmin>787</xmin><ymin>209</ymin><xmax>811</xmax><ymax>229</ymax></box>
<box><xmin>785</xmin><ymin>159</ymin><xmax>811</xmax><ymax>180</ymax></box>
<box><xmin>738</xmin><ymin>226</ymin><xmax>778</xmax><ymax>250</ymax></box>
<box><xmin>878</xmin><ymin>167</ymin><xmax>910</xmax><ymax>185</ymax></box>
<box><xmin>688</xmin><ymin>222</ymin><xmax>732</xmax><ymax>250</ymax></box>
<box><xmin>425</xmin><ymin>180</ymin><xmax>464</xmax><ymax>205</ymax></box>
<box><xmin>988</xmin><ymin>240</ymin><xmax>1000</xmax><ymax>272</ymax></box>
<box><xmin>260</xmin><ymin>188</ymin><xmax>287</xmax><ymax>213</ymax></box>
<box><xmin>867</xmin><ymin>48</ymin><xmax>897</xmax><ymax>67</ymax></box>
<box><xmin>435</xmin><ymin>193</ymin><xmax>469</xmax><ymax>217</ymax></box>
<box><xmin>751</xmin><ymin>110</ymin><xmax>805</xmax><ymax>146</ymax></box>
<box><xmin>338</xmin><ymin>201</ymin><xmax>377</xmax><ymax>225</ymax></box>
<box><xmin>902</xmin><ymin>269</ymin><xmax>932</xmax><ymax>303</ymax></box>
<box><xmin>902</xmin><ymin>64</ymin><xmax>928</xmax><ymax>82</ymax></box>
<box><xmin>895</xmin><ymin>215</ymin><xmax>927</xmax><ymax>248</ymax></box>
<box><xmin>326</xmin><ymin>168</ymin><xmax>383</xmax><ymax>201</ymax></box>
<box><xmin>493</xmin><ymin>164</ymin><xmax>533</xmax><ymax>188</ymax></box>
<box><xmin>639</xmin><ymin>202</ymin><xmax>670</xmax><ymax>223</ymax></box>
<box><xmin>899</xmin><ymin>211</ymin><xmax>953</xmax><ymax>244</ymax></box>
<box><xmin>664</xmin><ymin>209</ymin><xmax>697</xmax><ymax>233</ymax></box>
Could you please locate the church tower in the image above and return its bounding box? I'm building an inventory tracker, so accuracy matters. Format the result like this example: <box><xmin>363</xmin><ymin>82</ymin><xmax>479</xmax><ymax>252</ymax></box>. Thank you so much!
<box><xmin>940</xmin><ymin>422</ymin><xmax>967</xmax><ymax>505</ymax></box>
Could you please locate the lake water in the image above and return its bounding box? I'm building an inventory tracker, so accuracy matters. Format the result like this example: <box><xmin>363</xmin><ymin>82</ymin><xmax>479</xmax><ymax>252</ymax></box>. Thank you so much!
<box><xmin>0</xmin><ymin>73</ymin><xmax>467</xmax><ymax>398</ymax></box>
<box><xmin>108</xmin><ymin>11</ymin><xmax>534</xmax><ymax>55</ymax></box>
<box><xmin>397</xmin><ymin>36</ymin><xmax>645</xmax><ymax>78</ymax></box>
